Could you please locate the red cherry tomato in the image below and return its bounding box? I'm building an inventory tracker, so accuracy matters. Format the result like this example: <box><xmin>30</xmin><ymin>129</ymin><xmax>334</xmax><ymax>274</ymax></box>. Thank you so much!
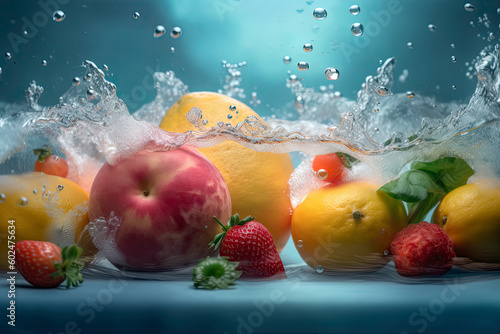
<box><xmin>34</xmin><ymin>145</ymin><xmax>69</xmax><ymax>178</ymax></box>
<box><xmin>312</xmin><ymin>153</ymin><xmax>346</xmax><ymax>184</ymax></box>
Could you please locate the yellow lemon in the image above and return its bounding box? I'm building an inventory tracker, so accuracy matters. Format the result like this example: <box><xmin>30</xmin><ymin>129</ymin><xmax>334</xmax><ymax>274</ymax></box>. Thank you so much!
<box><xmin>432</xmin><ymin>181</ymin><xmax>500</xmax><ymax>263</ymax></box>
<box><xmin>159</xmin><ymin>92</ymin><xmax>294</xmax><ymax>251</ymax></box>
<box><xmin>291</xmin><ymin>182</ymin><xmax>407</xmax><ymax>271</ymax></box>
<box><xmin>0</xmin><ymin>172</ymin><xmax>96</xmax><ymax>269</ymax></box>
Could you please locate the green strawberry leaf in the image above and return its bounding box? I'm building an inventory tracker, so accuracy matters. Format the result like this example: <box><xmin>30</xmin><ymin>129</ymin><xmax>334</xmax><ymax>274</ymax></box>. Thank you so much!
<box><xmin>209</xmin><ymin>214</ymin><xmax>255</xmax><ymax>250</ymax></box>
<box><xmin>33</xmin><ymin>145</ymin><xmax>52</xmax><ymax>162</ymax></box>
<box><xmin>193</xmin><ymin>257</ymin><xmax>242</xmax><ymax>289</ymax></box>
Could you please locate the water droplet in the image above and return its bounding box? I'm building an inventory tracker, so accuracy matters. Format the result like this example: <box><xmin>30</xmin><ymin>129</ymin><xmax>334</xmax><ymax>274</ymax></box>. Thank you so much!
<box><xmin>316</xmin><ymin>265</ymin><xmax>324</xmax><ymax>274</ymax></box>
<box><xmin>72</xmin><ymin>77</ymin><xmax>80</xmax><ymax>86</ymax></box>
<box><xmin>313</xmin><ymin>8</ymin><xmax>327</xmax><ymax>20</ymax></box>
<box><xmin>451</xmin><ymin>55</ymin><xmax>457</xmax><ymax>63</ymax></box>
<box><xmin>297</xmin><ymin>61</ymin><xmax>309</xmax><ymax>71</ymax></box>
<box><xmin>350</xmin><ymin>23</ymin><xmax>364</xmax><ymax>36</ymax></box>
<box><xmin>52</xmin><ymin>10</ymin><xmax>66</xmax><ymax>22</ymax></box>
<box><xmin>464</xmin><ymin>3</ymin><xmax>475</xmax><ymax>12</ymax></box>
<box><xmin>303</xmin><ymin>43</ymin><xmax>313</xmax><ymax>52</ymax></box>
<box><xmin>17</xmin><ymin>197</ymin><xmax>29</xmax><ymax>207</ymax></box>
<box><xmin>154</xmin><ymin>25</ymin><xmax>166</xmax><ymax>38</ymax></box>
<box><xmin>407</xmin><ymin>42</ymin><xmax>413</xmax><ymax>49</ymax></box>
<box><xmin>283</xmin><ymin>56</ymin><xmax>292</xmax><ymax>64</ymax></box>
<box><xmin>383</xmin><ymin>250</ymin><xmax>389</xmax><ymax>256</ymax></box>
<box><xmin>5</xmin><ymin>52</ymin><xmax>12</xmax><ymax>60</ymax></box>
<box><xmin>428</xmin><ymin>24</ymin><xmax>436</xmax><ymax>32</ymax></box>
<box><xmin>349</xmin><ymin>5</ymin><xmax>360</xmax><ymax>15</ymax></box>
<box><xmin>0</xmin><ymin>194</ymin><xmax>5</xmax><ymax>203</ymax></box>
<box><xmin>170</xmin><ymin>27</ymin><xmax>182</xmax><ymax>39</ymax></box>
<box><xmin>406</xmin><ymin>91</ymin><xmax>415</xmax><ymax>98</ymax></box>
<box><xmin>57</xmin><ymin>185</ymin><xmax>64</xmax><ymax>191</ymax></box>
<box><xmin>229</xmin><ymin>105</ymin><xmax>237</xmax><ymax>111</ymax></box>
<box><xmin>87</xmin><ymin>89</ymin><xmax>95</xmax><ymax>100</ymax></box>
<box><xmin>297</xmin><ymin>240</ymin><xmax>304</xmax><ymax>248</ymax></box>
<box><xmin>376</xmin><ymin>86</ymin><xmax>389</xmax><ymax>96</ymax></box>
<box><xmin>316</xmin><ymin>169</ymin><xmax>328</xmax><ymax>180</ymax></box>
<box><xmin>202</xmin><ymin>119</ymin><xmax>208</xmax><ymax>126</ymax></box>
<box><xmin>324</xmin><ymin>67</ymin><xmax>340</xmax><ymax>81</ymax></box>
<box><xmin>41</xmin><ymin>59</ymin><xmax>47</xmax><ymax>66</ymax></box>
<box><xmin>227</xmin><ymin>114</ymin><xmax>233</xmax><ymax>120</ymax></box>
<box><xmin>170</xmin><ymin>47</ymin><xmax>175</xmax><ymax>53</ymax></box>
<box><xmin>452</xmin><ymin>85</ymin><xmax>457</xmax><ymax>90</ymax></box>
<box><xmin>133</xmin><ymin>12</ymin><xmax>140</xmax><ymax>19</ymax></box>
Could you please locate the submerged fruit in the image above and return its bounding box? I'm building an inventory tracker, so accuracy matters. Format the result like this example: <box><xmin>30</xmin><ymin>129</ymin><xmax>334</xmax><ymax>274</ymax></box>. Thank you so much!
<box><xmin>159</xmin><ymin>92</ymin><xmax>294</xmax><ymax>252</ymax></box>
<box><xmin>390</xmin><ymin>222</ymin><xmax>456</xmax><ymax>276</ymax></box>
<box><xmin>88</xmin><ymin>147</ymin><xmax>232</xmax><ymax>271</ymax></box>
<box><xmin>291</xmin><ymin>182</ymin><xmax>407</xmax><ymax>271</ymax></box>
<box><xmin>432</xmin><ymin>181</ymin><xmax>500</xmax><ymax>263</ymax></box>
<box><xmin>0</xmin><ymin>173</ymin><xmax>95</xmax><ymax>269</ymax></box>
<box><xmin>33</xmin><ymin>145</ymin><xmax>69</xmax><ymax>178</ymax></box>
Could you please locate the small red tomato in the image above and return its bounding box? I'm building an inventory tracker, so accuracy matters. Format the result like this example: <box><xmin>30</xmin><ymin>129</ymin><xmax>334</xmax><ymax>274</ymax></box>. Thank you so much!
<box><xmin>312</xmin><ymin>153</ymin><xmax>346</xmax><ymax>184</ymax></box>
<box><xmin>34</xmin><ymin>145</ymin><xmax>69</xmax><ymax>178</ymax></box>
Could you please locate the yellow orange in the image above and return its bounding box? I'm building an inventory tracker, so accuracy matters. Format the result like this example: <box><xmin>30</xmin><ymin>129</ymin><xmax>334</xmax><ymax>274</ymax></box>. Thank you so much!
<box><xmin>159</xmin><ymin>92</ymin><xmax>294</xmax><ymax>251</ymax></box>
<box><xmin>291</xmin><ymin>182</ymin><xmax>407</xmax><ymax>271</ymax></box>
<box><xmin>432</xmin><ymin>181</ymin><xmax>500</xmax><ymax>262</ymax></box>
<box><xmin>0</xmin><ymin>172</ymin><xmax>96</xmax><ymax>268</ymax></box>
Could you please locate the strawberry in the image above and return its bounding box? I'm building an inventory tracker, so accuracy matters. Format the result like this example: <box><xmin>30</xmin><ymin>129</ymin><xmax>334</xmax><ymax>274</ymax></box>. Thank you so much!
<box><xmin>210</xmin><ymin>213</ymin><xmax>286</xmax><ymax>279</ymax></box>
<box><xmin>15</xmin><ymin>241</ymin><xmax>84</xmax><ymax>288</ymax></box>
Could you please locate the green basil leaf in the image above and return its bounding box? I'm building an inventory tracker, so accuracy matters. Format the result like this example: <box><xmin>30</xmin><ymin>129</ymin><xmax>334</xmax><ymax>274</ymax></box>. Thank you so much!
<box><xmin>407</xmin><ymin>192</ymin><xmax>445</xmax><ymax>224</ymax></box>
<box><xmin>411</xmin><ymin>157</ymin><xmax>474</xmax><ymax>192</ymax></box>
<box><xmin>378</xmin><ymin>170</ymin><xmax>444</xmax><ymax>203</ymax></box>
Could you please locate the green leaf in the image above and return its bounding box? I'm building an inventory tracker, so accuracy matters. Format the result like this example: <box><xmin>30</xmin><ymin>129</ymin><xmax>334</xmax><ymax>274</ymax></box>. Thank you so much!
<box><xmin>411</xmin><ymin>157</ymin><xmax>474</xmax><ymax>192</ymax></box>
<box><xmin>379</xmin><ymin>170</ymin><xmax>445</xmax><ymax>203</ymax></box>
<box><xmin>193</xmin><ymin>257</ymin><xmax>242</xmax><ymax>290</ymax></box>
<box><xmin>379</xmin><ymin>157</ymin><xmax>474</xmax><ymax>225</ymax></box>
<box><xmin>336</xmin><ymin>152</ymin><xmax>360</xmax><ymax>169</ymax></box>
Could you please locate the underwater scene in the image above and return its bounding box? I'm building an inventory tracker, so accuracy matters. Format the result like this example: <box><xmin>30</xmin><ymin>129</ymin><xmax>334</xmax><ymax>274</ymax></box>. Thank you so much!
<box><xmin>1</xmin><ymin>0</ymin><xmax>500</xmax><ymax>333</ymax></box>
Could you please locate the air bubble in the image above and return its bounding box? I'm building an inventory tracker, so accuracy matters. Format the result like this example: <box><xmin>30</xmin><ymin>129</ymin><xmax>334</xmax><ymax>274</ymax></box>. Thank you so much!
<box><xmin>296</xmin><ymin>240</ymin><xmax>304</xmax><ymax>248</ymax></box>
<box><xmin>407</xmin><ymin>42</ymin><xmax>413</xmax><ymax>49</ymax></box>
<box><xmin>87</xmin><ymin>89</ymin><xmax>95</xmax><ymax>100</ymax></box>
<box><xmin>154</xmin><ymin>25</ymin><xmax>166</xmax><ymax>38</ymax></box>
<box><xmin>57</xmin><ymin>185</ymin><xmax>64</xmax><ymax>191</ymax></box>
<box><xmin>452</xmin><ymin>85</ymin><xmax>457</xmax><ymax>90</ymax></box>
<box><xmin>289</xmin><ymin>74</ymin><xmax>298</xmax><ymax>83</ymax></box>
<box><xmin>85</xmin><ymin>73</ymin><xmax>92</xmax><ymax>81</ymax></box>
<box><xmin>52</xmin><ymin>10</ymin><xmax>66</xmax><ymax>22</ymax></box>
<box><xmin>33</xmin><ymin>189</ymin><xmax>38</xmax><ymax>195</ymax></box>
<box><xmin>350</xmin><ymin>23</ymin><xmax>363</xmax><ymax>36</ymax></box>
<box><xmin>103</xmin><ymin>64</ymin><xmax>109</xmax><ymax>71</ymax></box>
<box><xmin>202</xmin><ymin>119</ymin><xmax>208</xmax><ymax>126</ymax></box>
<box><xmin>316</xmin><ymin>169</ymin><xmax>328</xmax><ymax>180</ymax></box>
<box><xmin>383</xmin><ymin>250</ymin><xmax>389</xmax><ymax>256</ymax></box>
<box><xmin>464</xmin><ymin>3</ymin><xmax>475</xmax><ymax>12</ymax></box>
<box><xmin>0</xmin><ymin>194</ymin><xmax>5</xmax><ymax>203</ymax></box>
<box><xmin>325</xmin><ymin>67</ymin><xmax>340</xmax><ymax>80</ymax></box>
<box><xmin>428</xmin><ymin>24</ymin><xmax>436</xmax><ymax>32</ymax></box>
<box><xmin>41</xmin><ymin>59</ymin><xmax>47</xmax><ymax>66</ymax></box>
<box><xmin>72</xmin><ymin>77</ymin><xmax>80</xmax><ymax>86</ymax></box>
<box><xmin>313</xmin><ymin>8</ymin><xmax>327</xmax><ymax>20</ymax></box>
<box><xmin>170</xmin><ymin>27</ymin><xmax>182</xmax><ymax>39</ymax></box>
<box><xmin>316</xmin><ymin>265</ymin><xmax>324</xmax><ymax>274</ymax></box>
<box><xmin>349</xmin><ymin>5</ymin><xmax>360</xmax><ymax>15</ymax></box>
<box><xmin>17</xmin><ymin>197</ymin><xmax>29</xmax><ymax>207</ymax></box>
<box><xmin>451</xmin><ymin>55</ymin><xmax>457</xmax><ymax>63</ymax></box>
<box><xmin>283</xmin><ymin>56</ymin><xmax>292</xmax><ymax>64</ymax></box>
<box><xmin>170</xmin><ymin>47</ymin><xmax>175</xmax><ymax>53</ymax></box>
<box><xmin>5</xmin><ymin>52</ymin><xmax>12</xmax><ymax>60</ymax></box>
<box><xmin>303</xmin><ymin>43</ymin><xmax>313</xmax><ymax>52</ymax></box>
<box><xmin>297</xmin><ymin>61</ymin><xmax>309</xmax><ymax>71</ymax></box>
<box><xmin>133</xmin><ymin>12</ymin><xmax>140</xmax><ymax>19</ymax></box>
<box><xmin>406</xmin><ymin>91</ymin><xmax>415</xmax><ymax>98</ymax></box>
<box><xmin>227</xmin><ymin>114</ymin><xmax>233</xmax><ymax>120</ymax></box>
<box><xmin>376</xmin><ymin>86</ymin><xmax>389</xmax><ymax>96</ymax></box>
<box><xmin>229</xmin><ymin>105</ymin><xmax>237</xmax><ymax>111</ymax></box>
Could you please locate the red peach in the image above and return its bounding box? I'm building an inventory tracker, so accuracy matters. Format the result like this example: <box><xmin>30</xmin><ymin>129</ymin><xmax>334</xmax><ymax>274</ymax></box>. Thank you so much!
<box><xmin>88</xmin><ymin>146</ymin><xmax>231</xmax><ymax>271</ymax></box>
